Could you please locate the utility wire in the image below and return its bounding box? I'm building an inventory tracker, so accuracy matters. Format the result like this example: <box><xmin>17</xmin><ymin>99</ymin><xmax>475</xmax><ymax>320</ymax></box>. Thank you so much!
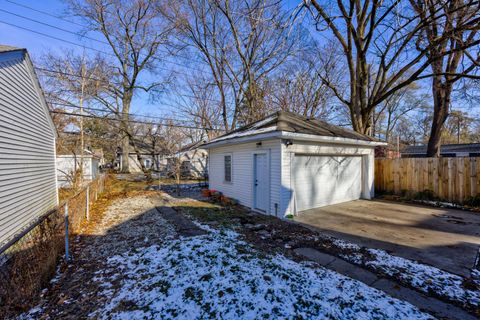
<box><xmin>36</xmin><ymin>67</ymin><xmax>226</xmax><ymax>104</ymax></box>
<box><xmin>49</xmin><ymin>101</ymin><xmax>222</xmax><ymax>126</ymax></box>
<box><xmin>0</xmin><ymin>20</ymin><xmax>215</xmax><ymax>80</ymax></box>
<box><xmin>5</xmin><ymin>0</ymin><xmax>86</xmax><ymax>27</ymax></box>
<box><xmin>50</xmin><ymin>110</ymin><xmax>217</xmax><ymax>131</ymax></box>
<box><xmin>0</xmin><ymin>8</ymin><xmax>106</xmax><ymax>45</ymax></box>
<box><xmin>0</xmin><ymin>6</ymin><xmax>210</xmax><ymax>70</ymax></box>
<box><xmin>4</xmin><ymin>0</ymin><xmax>204</xmax><ymax>63</ymax></box>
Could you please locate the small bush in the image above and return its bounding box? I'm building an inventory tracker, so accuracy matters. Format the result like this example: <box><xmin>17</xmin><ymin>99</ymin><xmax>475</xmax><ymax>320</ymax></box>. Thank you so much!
<box><xmin>464</xmin><ymin>196</ymin><xmax>480</xmax><ymax>208</ymax></box>
<box><xmin>413</xmin><ymin>189</ymin><xmax>438</xmax><ymax>201</ymax></box>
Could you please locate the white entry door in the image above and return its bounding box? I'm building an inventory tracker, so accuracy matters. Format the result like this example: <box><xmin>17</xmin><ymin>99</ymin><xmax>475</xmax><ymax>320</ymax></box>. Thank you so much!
<box><xmin>293</xmin><ymin>155</ymin><xmax>362</xmax><ymax>212</ymax></box>
<box><xmin>254</xmin><ymin>153</ymin><xmax>269</xmax><ymax>212</ymax></box>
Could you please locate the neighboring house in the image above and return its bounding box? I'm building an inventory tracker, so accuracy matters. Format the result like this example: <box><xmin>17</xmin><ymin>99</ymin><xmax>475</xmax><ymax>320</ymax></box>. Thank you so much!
<box><xmin>0</xmin><ymin>45</ymin><xmax>58</xmax><ymax>245</ymax></box>
<box><xmin>402</xmin><ymin>143</ymin><xmax>480</xmax><ymax>158</ymax></box>
<box><xmin>116</xmin><ymin>139</ymin><xmax>160</xmax><ymax>173</ymax></box>
<box><xmin>117</xmin><ymin>138</ymin><xmax>208</xmax><ymax>177</ymax></box>
<box><xmin>203</xmin><ymin>111</ymin><xmax>386</xmax><ymax>218</ymax></box>
<box><xmin>56</xmin><ymin>150</ymin><xmax>101</xmax><ymax>187</ymax></box>
<box><xmin>160</xmin><ymin>141</ymin><xmax>208</xmax><ymax>179</ymax></box>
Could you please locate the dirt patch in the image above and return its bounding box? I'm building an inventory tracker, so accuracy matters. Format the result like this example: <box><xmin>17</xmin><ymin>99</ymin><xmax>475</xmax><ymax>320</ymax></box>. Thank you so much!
<box><xmin>156</xmin><ymin>206</ymin><xmax>206</xmax><ymax>237</ymax></box>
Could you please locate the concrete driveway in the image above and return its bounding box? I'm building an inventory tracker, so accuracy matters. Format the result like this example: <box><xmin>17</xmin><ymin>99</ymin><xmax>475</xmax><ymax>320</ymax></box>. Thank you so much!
<box><xmin>294</xmin><ymin>200</ymin><xmax>480</xmax><ymax>277</ymax></box>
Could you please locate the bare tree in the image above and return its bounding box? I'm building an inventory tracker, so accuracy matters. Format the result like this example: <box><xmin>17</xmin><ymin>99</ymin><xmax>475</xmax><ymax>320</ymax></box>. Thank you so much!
<box><xmin>411</xmin><ymin>0</ymin><xmax>480</xmax><ymax>156</ymax></box>
<box><xmin>171</xmin><ymin>0</ymin><xmax>300</xmax><ymax>131</ymax></box>
<box><xmin>303</xmin><ymin>0</ymin><xmax>480</xmax><ymax>142</ymax></box>
<box><xmin>67</xmin><ymin>0</ymin><xmax>174</xmax><ymax>172</ymax></box>
<box><xmin>41</xmin><ymin>50</ymin><xmax>110</xmax><ymax>183</ymax></box>
<box><xmin>267</xmin><ymin>46</ymin><xmax>339</xmax><ymax>119</ymax></box>
<box><xmin>174</xmin><ymin>76</ymin><xmax>223</xmax><ymax>140</ymax></box>
<box><xmin>373</xmin><ymin>83</ymin><xmax>426</xmax><ymax>142</ymax></box>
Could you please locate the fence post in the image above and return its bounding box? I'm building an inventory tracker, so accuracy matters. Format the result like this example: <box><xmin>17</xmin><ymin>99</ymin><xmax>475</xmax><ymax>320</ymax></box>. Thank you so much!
<box><xmin>64</xmin><ymin>202</ymin><xmax>70</xmax><ymax>262</ymax></box>
<box><xmin>86</xmin><ymin>186</ymin><xmax>90</xmax><ymax>221</ymax></box>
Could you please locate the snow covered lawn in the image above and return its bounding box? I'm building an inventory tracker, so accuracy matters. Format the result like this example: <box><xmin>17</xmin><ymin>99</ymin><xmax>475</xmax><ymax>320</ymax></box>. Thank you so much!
<box><xmin>88</xmin><ymin>224</ymin><xmax>432</xmax><ymax>319</ymax></box>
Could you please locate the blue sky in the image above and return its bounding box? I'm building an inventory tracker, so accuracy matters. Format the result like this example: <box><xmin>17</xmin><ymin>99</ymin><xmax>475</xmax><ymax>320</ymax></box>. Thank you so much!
<box><xmin>0</xmin><ymin>0</ymin><xmax>185</xmax><ymax>118</ymax></box>
<box><xmin>1</xmin><ymin>0</ymin><xmax>478</xmax><ymax>123</ymax></box>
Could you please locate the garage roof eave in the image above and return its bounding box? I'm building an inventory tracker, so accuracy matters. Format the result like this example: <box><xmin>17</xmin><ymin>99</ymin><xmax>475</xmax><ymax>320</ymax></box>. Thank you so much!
<box><xmin>203</xmin><ymin>130</ymin><xmax>387</xmax><ymax>149</ymax></box>
<box><xmin>202</xmin><ymin>131</ymin><xmax>282</xmax><ymax>149</ymax></box>
<box><xmin>279</xmin><ymin>131</ymin><xmax>387</xmax><ymax>147</ymax></box>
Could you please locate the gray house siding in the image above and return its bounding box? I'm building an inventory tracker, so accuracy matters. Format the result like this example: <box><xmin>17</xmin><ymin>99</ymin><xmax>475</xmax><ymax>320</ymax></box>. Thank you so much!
<box><xmin>0</xmin><ymin>49</ymin><xmax>58</xmax><ymax>246</ymax></box>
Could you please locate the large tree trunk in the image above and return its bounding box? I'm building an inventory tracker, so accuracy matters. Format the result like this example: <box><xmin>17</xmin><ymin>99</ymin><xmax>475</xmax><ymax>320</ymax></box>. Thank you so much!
<box><xmin>426</xmin><ymin>78</ymin><xmax>451</xmax><ymax>157</ymax></box>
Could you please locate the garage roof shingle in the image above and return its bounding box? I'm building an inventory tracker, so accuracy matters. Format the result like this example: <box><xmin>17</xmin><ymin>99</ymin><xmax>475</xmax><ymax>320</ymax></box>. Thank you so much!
<box><xmin>207</xmin><ymin>111</ymin><xmax>380</xmax><ymax>144</ymax></box>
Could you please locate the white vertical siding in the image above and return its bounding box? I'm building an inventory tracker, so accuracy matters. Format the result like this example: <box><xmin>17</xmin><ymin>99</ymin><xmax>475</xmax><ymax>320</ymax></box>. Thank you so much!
<box><xmin>0</xmin><ymin>53</ymin><xmax>58</xmax><ymax>245</ymax></box>
<box><xmin>280</xmin><ymin>141</ymin><xmax>375</xmax><ymax>217</ymax></box>
<box><xmin>208</xmin><ymin>139</ymin><xmax>282</xmax><ymax>216</ymax></box>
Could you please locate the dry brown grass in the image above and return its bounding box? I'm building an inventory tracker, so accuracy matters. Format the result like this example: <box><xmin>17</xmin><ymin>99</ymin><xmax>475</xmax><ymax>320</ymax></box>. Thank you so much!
<box><xmin>79</xmin><ymin>177</ymin><xmax>159</xmax><ymax>235</ymax></box>
<box><xmin>58</xmin><ymin>188</ymin><xmax>74</xmax><ymax>203</ymax></box>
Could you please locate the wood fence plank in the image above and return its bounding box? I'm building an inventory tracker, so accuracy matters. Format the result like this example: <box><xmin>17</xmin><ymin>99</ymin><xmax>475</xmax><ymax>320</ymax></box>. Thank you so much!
<box><xmin>374</xmin><ymin>157</ymin><xmax>479</xmax><ymax>202</ymax></box>
<box><xmin>393</xmin><ymin>158</ymin><xmax>400</xmax><ymax>194</ymax></box>
<box><xmin>432</xmin><ymin>158</ymin><xmax>438</xmax><ymax>194</ymax></box>
<box><xmin>457</xmin><ymin>158</ymin><xmax>464</xmax><ymax>202</ymax></box>
<box><xmin>464</xmin><ymin>158</ymin><xmax>471</xmax><ymax>199</ymax></box>
<box><xmin>472</xmin><ymin>158</ymin><xmax>478</xmax><ymax>197</ymax></box>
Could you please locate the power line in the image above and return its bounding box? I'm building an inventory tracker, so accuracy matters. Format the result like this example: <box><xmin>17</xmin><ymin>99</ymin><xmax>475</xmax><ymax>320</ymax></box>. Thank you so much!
<box><xmin>50</xmin><ymin>110</ymin><xmax>216</xmax><ymax>131</ymax></box>
<box><xmin>5</xmin><ymin>0</ymin><xmax>86</xmax><ymax>27</ymax></box>
<box><xmin>49</xmin><ymin>101</ymin><xmax>219</xmax><ymax>125</ymax></box>
<box><xmin>0</xmin><ymin>20</ymin><xmax>214</xmax><ymax>79</ymax></box>
<box><xmin>0</xmin><ymin>5</ymin><xmax>210</xmax><ymax>69</ymax></box>
<box><xmin>0</xmin><ymin>8</ymin><xmax>106</xmax><ymax>45</ymax></box>
<box><xmin>35</xmin><ymin>67</ymin><xmax>120</xmax><ymax>85</ymax></box>
<box><xmin>0</xmin><ymin>20</ymin><xmax>111</xmax><ymax>56</ymax></box>
<box><xmin>4</xmin><ymin>0</ymin><xmax>197</xmax><ymax>61</ymax></box>
<box><xmin>36</xmin><ymin>67</ymin><xmax>226</xmax><ymax>104</ymax></box>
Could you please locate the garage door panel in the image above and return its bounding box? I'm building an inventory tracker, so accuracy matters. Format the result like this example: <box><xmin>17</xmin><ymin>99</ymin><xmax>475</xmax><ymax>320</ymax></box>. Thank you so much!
<box><xmin>293</xmin><ymin>155</ymin><xmax>362</xmax><ymax>212</ymax></box>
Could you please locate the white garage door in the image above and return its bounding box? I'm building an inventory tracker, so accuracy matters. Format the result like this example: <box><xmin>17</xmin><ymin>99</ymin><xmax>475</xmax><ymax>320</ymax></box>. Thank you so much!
<box><xmin>292</xmin><ymin>155</ymin><xmax>362</xmax><ymax>212</ymax></box>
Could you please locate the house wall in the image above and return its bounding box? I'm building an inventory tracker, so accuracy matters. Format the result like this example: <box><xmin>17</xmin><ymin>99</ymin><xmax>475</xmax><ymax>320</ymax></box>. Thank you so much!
<box><xmin>181</xmin><ymin>149</ymin><xmax>208</xmax><ymax>178</ymax></box>
<box><xmin>56</xmin><ymin>156</ymin><xmax>99</xmax><ymax>187</ymax></box>
<box><xmin>118</xmin><ymin>154</ymin><xmax>157</xmax><ymax>173</ymax></box>
<box><xmin>0</xmin><ymin>51</ymin><xmax>58</xmax><ymax>245</ymax></box>
<box><xmin>280</xmin><ymin>140</ymin><xmax>375</xmax><ymax>217</ymax></box>
<box><xmin>208</xmin><ymin>139</ymin><xmax>282</xmax><ymax>216</ymax></box>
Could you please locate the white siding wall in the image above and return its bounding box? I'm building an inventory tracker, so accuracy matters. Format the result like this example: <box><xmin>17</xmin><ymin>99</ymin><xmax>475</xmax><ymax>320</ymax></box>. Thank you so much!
<box><xmin>56</xmin><ymin>156</ymin><xmax>98</xmax><ymax>187</ymax></box>
<box><xmin>208</xmin><ymin>139</ymin><xmax>282</xmax><ymax>216</ymax></box>
<box><xmin>280</xmin><ymin>141</ymin><xmax>375</xmax><ymax>217</ymax></box>
<box><xmin>0</xmin><ymin>52</ymin><xmax>58</xmax><ymax>245</ymax></box>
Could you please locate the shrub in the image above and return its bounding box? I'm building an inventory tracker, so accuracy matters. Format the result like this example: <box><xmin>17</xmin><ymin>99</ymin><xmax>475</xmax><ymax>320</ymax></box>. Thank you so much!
<box><xmin>413</xmin><ymin>189</ymin><xmax>438</xmax><ymax>201</ymax></box>
<box><xmin>464</xmin><ymin>196</ymin><xmax>480</xmax><ymax>208</ymax></box>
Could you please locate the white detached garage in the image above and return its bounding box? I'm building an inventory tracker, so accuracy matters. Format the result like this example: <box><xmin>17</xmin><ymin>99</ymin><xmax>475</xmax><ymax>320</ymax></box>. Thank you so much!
<box><xmin>204</xmin><ymin>111</ymin><xmax>385</xmax><ymax>217</ymax></box>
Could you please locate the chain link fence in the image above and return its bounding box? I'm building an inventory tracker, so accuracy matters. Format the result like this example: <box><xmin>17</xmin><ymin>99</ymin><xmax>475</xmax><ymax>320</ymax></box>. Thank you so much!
<box><xmin>0</xmin><ymin>175</ymin><xmax>107</xmax><ymax>317</ymax></box>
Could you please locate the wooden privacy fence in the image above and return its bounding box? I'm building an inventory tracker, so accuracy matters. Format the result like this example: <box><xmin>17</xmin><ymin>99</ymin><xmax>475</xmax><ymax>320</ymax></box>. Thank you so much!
<box><xmin>375</xmin><ymin>158</ymin><xmax>480</xmax><ymax>202</ymax></box>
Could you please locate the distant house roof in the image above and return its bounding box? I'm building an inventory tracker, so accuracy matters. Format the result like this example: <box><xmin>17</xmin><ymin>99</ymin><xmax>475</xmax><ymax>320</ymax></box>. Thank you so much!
<box><xmin>63</xmin><ymin>123</ymin><xmax>81</xmax><ymax>133</ymax></box>
<box><xmin>179</xmin><ymin>140</ymin><xmax>206</xmax><ymax>153</ymax></box>
<box><xmin>116</xmin><ymin>138</ymin><xmax>159</xmax><ymax>155</ymax></box>
<box><xmin>204</xmin><ymin>111</ymin><xmax>382</xmax><ymax>147</ymax></box>
<box><xmin>402</xmin><ymin>143</ymin><xmax>480</xmax><ymax>156</ymax></box>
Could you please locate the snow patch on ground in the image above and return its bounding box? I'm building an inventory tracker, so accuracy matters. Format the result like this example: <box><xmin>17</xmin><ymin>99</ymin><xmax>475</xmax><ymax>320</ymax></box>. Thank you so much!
<box><xmin>328</xmin><ymin>235</ymin><xmax>479</xmax><ymax>309</ymax></box>
<box><xmin>89</xmin><ymin>226</ymin><xmax>433</xmax><ymax>320</ymax></box>
<box><xmin>365</xmin><ymin>249</ymin><xmax>479</xmax><ymax>308</ymax></box>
